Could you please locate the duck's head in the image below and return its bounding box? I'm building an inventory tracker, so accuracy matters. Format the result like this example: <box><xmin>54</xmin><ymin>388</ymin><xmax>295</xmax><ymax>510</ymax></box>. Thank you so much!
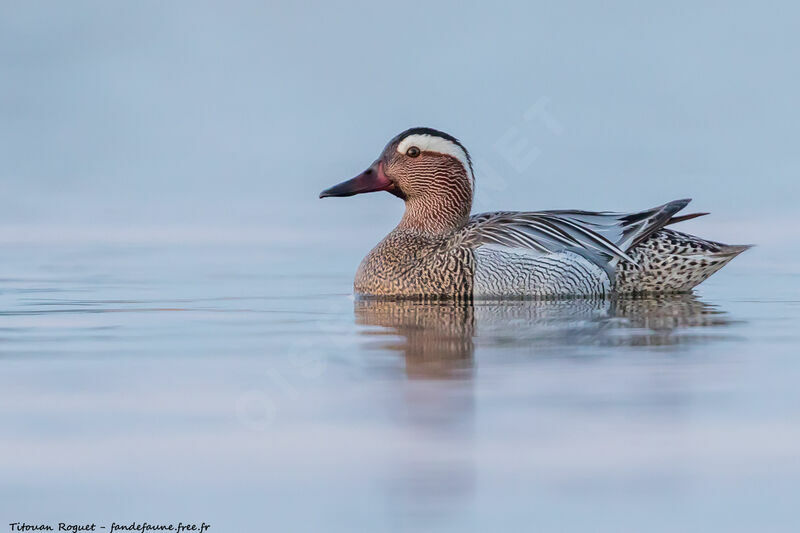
<box><xmin>320</xmin><ymin>127</ymin><xmax>474</xmax><ymax>233</ymax></box>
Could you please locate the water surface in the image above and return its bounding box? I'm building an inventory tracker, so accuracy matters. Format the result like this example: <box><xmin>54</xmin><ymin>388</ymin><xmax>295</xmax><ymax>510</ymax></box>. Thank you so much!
<box><xmin>1</xmin><ymin>241</ymin><xmax>798</xmax><ymax>532</ymax></box>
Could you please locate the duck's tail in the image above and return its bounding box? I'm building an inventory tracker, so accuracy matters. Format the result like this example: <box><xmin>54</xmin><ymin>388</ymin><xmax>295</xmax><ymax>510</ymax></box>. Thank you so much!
<box><xmin>615</xmin><ymin>228</ymin><xmax>752</xmax><ymax>294</ymax></box>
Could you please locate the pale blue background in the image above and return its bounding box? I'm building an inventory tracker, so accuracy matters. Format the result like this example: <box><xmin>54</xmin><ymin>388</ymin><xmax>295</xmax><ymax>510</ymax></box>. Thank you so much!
<box><xmin>2</xmin><ymin>1</ymin><xmax>798</xmax><ymax>247</ymax></box>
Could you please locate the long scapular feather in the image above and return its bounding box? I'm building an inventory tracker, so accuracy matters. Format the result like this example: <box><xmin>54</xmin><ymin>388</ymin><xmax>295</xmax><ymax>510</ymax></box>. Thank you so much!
<box><xmin>667</xmin><ymin>212</ymin><xmax>709</xmax><ymax>225</ymax></box>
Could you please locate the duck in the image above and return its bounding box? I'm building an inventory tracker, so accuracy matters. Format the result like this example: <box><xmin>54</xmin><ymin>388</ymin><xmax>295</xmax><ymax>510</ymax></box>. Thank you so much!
<box><xmin>320</xmin><ymin>127</ymin><xmax>750</xmax><ymax>299</ymax></box>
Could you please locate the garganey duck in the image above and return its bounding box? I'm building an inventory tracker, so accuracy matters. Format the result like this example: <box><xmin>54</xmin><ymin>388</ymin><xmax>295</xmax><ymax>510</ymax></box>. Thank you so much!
<box><xmin>320</xmin><ymin>127</ymin><xmax>750</xmax><ymax>299</ymax></box>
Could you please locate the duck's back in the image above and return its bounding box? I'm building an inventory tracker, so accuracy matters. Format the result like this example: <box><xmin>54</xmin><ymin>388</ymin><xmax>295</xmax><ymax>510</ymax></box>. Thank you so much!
<box><xmin>458</xmin><ymin>199</ymin><xmax>749</xmax><ymax>298</ymax></box>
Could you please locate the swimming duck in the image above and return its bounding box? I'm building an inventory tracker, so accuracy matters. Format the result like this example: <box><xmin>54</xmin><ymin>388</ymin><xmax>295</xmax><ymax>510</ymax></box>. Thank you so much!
<box><xmin>320</xmin><ymin>127</ymin><xmax>750</xmax><ymax>299</ymax></box>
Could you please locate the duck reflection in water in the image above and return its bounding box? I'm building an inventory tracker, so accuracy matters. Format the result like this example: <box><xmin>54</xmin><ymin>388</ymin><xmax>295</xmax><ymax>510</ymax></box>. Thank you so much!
<box><xmin>355</xmin><ymin>295</ymin><xmax>735</xmax><ymax>379</ymax></box>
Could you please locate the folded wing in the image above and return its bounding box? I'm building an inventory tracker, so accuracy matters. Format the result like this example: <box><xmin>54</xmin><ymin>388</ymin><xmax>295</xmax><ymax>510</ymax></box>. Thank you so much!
<box><xmin>460</xmin><ymin>199</ymin><xmax>692</xmax><ymax>267</ymax></box>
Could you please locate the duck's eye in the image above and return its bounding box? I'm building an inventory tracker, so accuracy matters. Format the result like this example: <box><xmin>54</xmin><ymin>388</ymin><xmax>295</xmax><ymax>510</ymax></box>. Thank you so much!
<box><xmin>406</xmin><ymin>146</ymin><xmax>421</xmax><ymax>157</ymax></box>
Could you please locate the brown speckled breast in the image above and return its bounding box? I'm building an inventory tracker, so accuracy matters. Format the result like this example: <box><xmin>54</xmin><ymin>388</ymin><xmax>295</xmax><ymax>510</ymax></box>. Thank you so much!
<box><xmin>354</xmin><ymin>229</ymin><xmax>474</xmax><ymax>299</ymax></box>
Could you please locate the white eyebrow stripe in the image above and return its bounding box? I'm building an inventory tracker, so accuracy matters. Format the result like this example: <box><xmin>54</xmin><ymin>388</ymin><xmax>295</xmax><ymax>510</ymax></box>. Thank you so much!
<box><xmin>396</xmin><ymin>134</ymin><xmax>474</xmax><ymax>185</ymax></box>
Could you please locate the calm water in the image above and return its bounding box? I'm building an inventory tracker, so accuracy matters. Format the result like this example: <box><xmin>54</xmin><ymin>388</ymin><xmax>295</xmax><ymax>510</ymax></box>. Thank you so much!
<box><xmin>1</xmin><ymin>240</ymin><xmax>798</xmax><ymax>532</ymax></box>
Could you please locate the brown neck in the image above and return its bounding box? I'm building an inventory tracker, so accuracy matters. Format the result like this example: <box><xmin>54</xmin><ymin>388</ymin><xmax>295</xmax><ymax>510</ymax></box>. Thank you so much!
<box><xmin>397</xmin><ymin>190</ymin><xmax>472</xmax><ymax>235</ymax></box>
